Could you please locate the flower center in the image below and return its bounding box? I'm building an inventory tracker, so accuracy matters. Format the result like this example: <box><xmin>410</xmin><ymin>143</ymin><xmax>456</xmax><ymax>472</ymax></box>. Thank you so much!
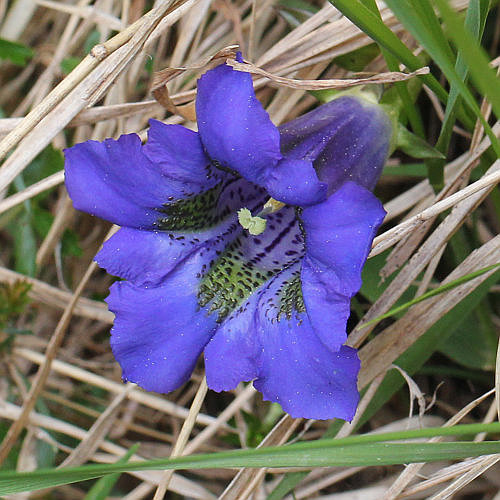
<box><xmin>154</xmin><ymin>177</ymin><xmax>307</xmax><ymax>324</ymax></box>
<box><xmin>199</xmin><ymin>206</ymin><xmax>307</xmax><ymax>323</ymax></box>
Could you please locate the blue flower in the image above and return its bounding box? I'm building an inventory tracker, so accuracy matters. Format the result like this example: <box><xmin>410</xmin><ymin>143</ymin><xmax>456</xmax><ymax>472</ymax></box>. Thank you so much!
<box><xmin>64</xmin><ymin>60</ymin><xmax>391</xmax><ymax>421</ymax></box>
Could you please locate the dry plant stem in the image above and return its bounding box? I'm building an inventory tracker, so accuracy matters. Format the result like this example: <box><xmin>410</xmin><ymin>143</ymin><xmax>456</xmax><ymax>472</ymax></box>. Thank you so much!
<box><xmin>394</xmin><ymin>458</ymin><xmax>494</xmax><ymax>498</ymax></box>
<box><xmin>42</xmin><ymin>390</ymin><xmax>174</xmax><ymax>443</ymax></box>
<box><xmin>183</xmin><ymin>383</ymin><xmax>256</xmax><ymax>455</ymax></box>
<box><xmin>0</xmin><ymin>101</ymin><xmax>164</xmax><ymax>134</ymax></box>
<box><xmin>428</xmin><ymin>455</ymin><xmax>500</xmax><ymax>500</ymax></box>
<box><xmin>36</xmin><ymin>194</ymin><xmax>75</xmax><ymax>267</ymax></box>
<box><xmin>0</xmin><ymin>171</ymin><xmax>64</xmax><ymax>215</ymax></box>
<box><xmin>415</xmin><ymin>244</ymin><xmax>446</xmax><ymax>297</ymax></box>
<box><xmin>294</xmin><ymin>467</ymin><xmax>365</xmax><ymax>499</ymax></box>
<box><xmin>0</xmin><ymin>0</ymin><xmax>180</xmax><ymax>190</ymax></box>
<box><xmin>248</xmin><ymin>0</ymin><xmax>257</xmax><ymax>62</ymax></box>
<box><xmin>14</xmin><ymin>347</ymin><xmax>220</xmax><ymax>426</ymax></box>
<box><xmin>0</xmin><ymin>402</ymin><xmax>213</xmax><ymax>499</ymax></box>
<box><xmin>383</xmin><ymin>120</ymin><xmax>500</xmax><ymax>223</ymax></box>
<box><xmin>227</xmin><ymin>59</ymin><xmax>429</xmax><ymax>89</ymax></box>
<box><xmin>0</xmin><ymin>257</ymin><xmax>99</xmax><ymax>465</ymax></box>
<box><xmin>35</xmin><ymin>0</ymin><xmax>123</xmax><ymax>30</ymax></box>
<box><xmin>59</xmin><ymin>383</ymin><xmax>135</xmax><ymax>467</ymax></box>
<box><xmin>219</xmin><ymin>415</ymin><xmax>301</xmax><ymax>500</ymax></box>
<box><xmin>153</xmin><ymin>377</ymin><xmax>209</xmax><ymax>500</ymax></box>
<box><xmin>381</xmin><ymin>85</ymin><xmax>495</xmax><ymax>278</ymax></box>
<box><xmin>22</xmin><ymin>0</ymin><xmax>89</xmax><ymax>113</ymax></box>
<box><xmin>351</xmin><ymin>161</ymin><xmax>500</xmax><ymax>348</ymax></box>
<box><xmin>370</xmin><ymin>165</ymin><xmax>500</xmax><ymax>257</ymax></box>
<box><xmin>381</xmin><ymin>388</ymin><xmax>497</xmax><ymax>499</ymax></box>
<box><xmin>358</xmin><ymin>235</ymin><xmax>500</xmax><ymax>390</ymax></box>
<box><xmin>0</xmin><ymin>0</ymin><xmax>173</xmax><ymax>158</ymax></box>
<box><xmin>0</xmin><ymin>0</ymin><xmax>37</xmax><ymax>40</ymax></box>
<box><xmin>0</xmin><ymin>266</ymin><xmax>112</xmax><ymax>323</ymax></box>
<box><xmin>145</xmin><ymin>0</ymin><xmax>200</xmax><ymax>50</ymax></box>
<box><xmin>122</xmin><ymin>482</ymin><xmax>157</xmax><ymax>500</ymax></box>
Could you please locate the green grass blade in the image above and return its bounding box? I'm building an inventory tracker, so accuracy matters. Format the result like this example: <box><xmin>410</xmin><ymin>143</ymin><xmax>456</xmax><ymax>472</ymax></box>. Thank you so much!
<box><xmin>428</xmin><ymin>0</ymin><xmax>491</xmax><ymax>189</ymax></box>
<box><xmin>406</xmin><ymin>0</ymin><xmax>456</xmax><ymax>63</ymax></box>
<box><xmin>1</xmin><ymin>423</ymin><xmax>500</xmax><ymax>495</ymax></box>
<box><xmin>383</xmin><ymin>0</ymin><xmax>500</xmax><ymax>161</ymax></box>
<box><xmin>359</xmin><ymin>0</ymin><xmax>425</xmax><ymax>136</ymax></box>
<box><xmin>434</xmin><ymin>0</ymin><xmax>500</xmax><ymax>118</ymax></box>
<box><xmin>359</xmin><ymin>263</ymin><xmax>500</xmax><ymax>329</ymax></box>
<box><xmin>83</xmin><ymin>445</ymin><xmax>138</xmax><ymax>500</ymax></box>
<box><xmin>327</xmin><ymin>0</ymin><xmax>448</xmax><ymax>103</ymax></box>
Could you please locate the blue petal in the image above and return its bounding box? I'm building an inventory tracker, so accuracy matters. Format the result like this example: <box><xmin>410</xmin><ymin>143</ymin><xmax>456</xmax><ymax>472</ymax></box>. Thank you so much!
<box><xmin>106</xmin><ymin>251</ymin><xmax>218</xmax><ymax>393</ymax></box>
<box><xmin>143</xmin><ymin>120</ymin><xmax>219</xmax><ymax>193</ymax></box>
<box><xmin>254</xmin><ymin>323</ymin><xmax>360</xmax><ymax>421</ymax></box>
<box><xmin>280</xmin><ymin>96</ymin><xmax>393</xmax><ymax>195</ymax></box>
<box><xmin>206</xmin><ymin>265</ymin><xmax>360</xmax><ymax>420</ymax></box>
<box><xmin>299</xmin><ymin>181</ymin><xmax>386</xmax><ymax>346</ymax></box>
<box><xmin>301</xmin><ymin>181</ymin><xmax>386</xmax><ymax>295</ymax></box>
<box><xmin>204</xmin><ymin>290</ymin><xmax>260</xmax><ymax>392</ymax></box>
<box><xmin>265</xmin><ymin>158</ymin><xmax>327</xmax><ymax>206</ymax></box>
<box><xmin>300</xmin><ymin>259</ymin><xmax>352</xmax><ymax>351</ymax></box>
<box><xmin>196</xmin><ymin>63</ymin><xmax>282</xmax><ymax>185</ymax></box>
<box><xmin>96</xmin><ymin>178</ymin><xmax>268</xmax><ymax>287</ymax></box>
<box><xmin>65</xmin><ymin>134</ymin><xmax>183</xmax><ymax>228</ymax></box>
<box><xmin>96</xmin><ymin>227</ymin><xmax>212</xmax><ymax>288</ymax></box>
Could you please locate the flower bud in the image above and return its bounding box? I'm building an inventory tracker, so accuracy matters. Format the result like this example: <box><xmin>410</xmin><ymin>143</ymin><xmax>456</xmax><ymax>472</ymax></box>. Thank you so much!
<box><xmin>279</xmin><ymin>93</ymin><xmax>394</xmax><ymax>196</ymax></box>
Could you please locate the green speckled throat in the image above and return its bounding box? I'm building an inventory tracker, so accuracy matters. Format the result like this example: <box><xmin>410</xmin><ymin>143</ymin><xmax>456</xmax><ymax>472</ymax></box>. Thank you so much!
<box><xmin>154</xmin><ymin>176</ymin><xmax>307</xmax><ymax>323</ymax></box>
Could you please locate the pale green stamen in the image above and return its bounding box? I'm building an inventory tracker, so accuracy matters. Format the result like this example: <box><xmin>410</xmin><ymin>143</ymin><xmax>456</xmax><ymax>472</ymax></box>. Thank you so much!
<box><xmin>237</xmin><ymin>208</ymin><xmax>267</xmax><ymax>235</ymax></box>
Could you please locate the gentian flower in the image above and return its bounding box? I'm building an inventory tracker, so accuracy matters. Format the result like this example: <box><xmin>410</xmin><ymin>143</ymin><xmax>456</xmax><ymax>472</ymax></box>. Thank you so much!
<box><xmin>64</xmin><ymin>59</ymin><xmax>392</xmax><ymax>420</ymax></box>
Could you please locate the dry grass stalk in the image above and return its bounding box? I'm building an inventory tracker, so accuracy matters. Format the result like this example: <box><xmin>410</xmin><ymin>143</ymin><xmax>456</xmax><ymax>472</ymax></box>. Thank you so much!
<box><xmin>0</xmin><ymin>0</ymin><xmax>190</xmax><ymax>191</ymax></box>
<box><xmin>0</xmin><ymin>257</ymin><xmax>100</xmax><ymax>464</ymax></box>
<box><xmin>0</xmin><ymin>171</ymin><xmax>65</xmax><ymax>215</ymax></box>
<box><xmin>428</xmin><ymin>455</ymin><xmax>500</xmax><ymax>500</ymax></box>
<box><xmin>0</xmin><ymin>401</ymin><xmax>214</xmax><ymax>499</ymax></box>
<box><xmin>219</xmin><ymin>415</ymin><xmax>301</xmax><ymax>500</ymax></box>
<box><xmin>0</xmin><ymin>266</ymin><xmax>112</xmax><ymax>322</ymax></box>
<box><xmin>371</xmin><ymin>158</ymin><xmax>500</xmax><ymax>258</ymax></box>
<box><xmin>381</xmin><ymin>389</ymin><xmax>497</xmax><ymax>499</ymax></box>
<box><xmin>13</xmin><ymin>347</ymin><xmax>220</xmax><ymax>426</ymax></box>
<box><xmin>59</xmin><ymin>383</ymin><xmax>135</xmax><ymax>468</ymax></box>
<box><xmin>227</xmin><ymin>59</ymin><xmax>429</xmax><ymax>89</ymax></box>
<box><xmin>358</xmin><ymin>234</ymin><xmax>500</xmax><ymax>388</ymax></box>
<box><xmin>351</xmin><ymin>160</ymin><xmax>500</xmax><ymax>349</ymax></box>
<box><xmin>153</xmin><ymin>377</ymin><xmax>208</xmax><ymax>499</ymax></box>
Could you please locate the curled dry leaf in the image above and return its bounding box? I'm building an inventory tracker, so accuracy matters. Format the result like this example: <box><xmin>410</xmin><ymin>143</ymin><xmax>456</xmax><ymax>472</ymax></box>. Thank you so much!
<box><xmin>151</xmin><ymin>45</ymin><xmax>239</xmax><ymax>120</ymax></box>
<box><xmin>226</xmin><ymin>59</ymin><xmax>430</xmax><ymax>90</ymax></box>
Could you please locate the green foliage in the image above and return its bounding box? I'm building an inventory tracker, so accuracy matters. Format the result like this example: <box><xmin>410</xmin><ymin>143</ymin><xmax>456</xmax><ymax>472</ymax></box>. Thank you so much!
<box><xmin>382</xmin><ymin>163</ymin><xmax>427</xmax><ymax>178</ymax></box>
<box><xmin>360</xmin><ymin>264</ymin><xmax>500</xmax><ymax>329</ymax></box>
<box><xmin>61</xmin><ymin>57</ymin><xmax>81</xmax><ymax>75</ymax></box>
<box><xmin>1</xmin><ymin>423</ymin><xmax>500</xmax><ymax>495</ymax></box>
<box><xmin>0</xmin><ymin>281</ymin><xmax>32</xmax><ymax>351</ymax></box>
<box><xmin>84</xmin><ymin>30</ymin><xmax>101</xmax><ymax>54</ymax></box>
<box><xmin>4</xmin><ymin>145</ymin><xmax>81</xmax><ymax>273</ymax></box>
<box><xmin>396</xmin><ymin>124</ymin><xmax>446</xmax><ymax>159</ymax></box>
<box><xmin>439</xmin><ymin>306</ymin><xmax>497</xmax><ymax>370</ymax></box>
<box><xmin>0</xmin><ymin>281</ymin><xmax>31</xmax><ymax>326</ymax></box>
<box><xmin>333</xmin><ymin>44</ymin><xmax>380</xmax><ymax>71</ymax></box>
<box><xmin>83</xmin><ymin>445</ymin><xmax>138</xmax><ymax>500</ymax></box>
<box><xmin>360</xmin><ymin>268</ymin><xmax>500</xmax><ymax>427</ymax></box>
<box><xmin>60</xmin><ymin>29</ymin><xmax>101</xmax><ymax>75</ymax></box>
<box><xmin>10</xmin><ymin>211</ymin><xmax>37</xmax><ymax>276</ymax></box>
<box><xmin>0</xmin><ymin>38</ymin><xmax>33</xmax><ymax>66</ymax></box>
<box><xmin>276</xmin><ymin>0</ymin><xmax>319</xmax><ymax>27</ymax></box>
